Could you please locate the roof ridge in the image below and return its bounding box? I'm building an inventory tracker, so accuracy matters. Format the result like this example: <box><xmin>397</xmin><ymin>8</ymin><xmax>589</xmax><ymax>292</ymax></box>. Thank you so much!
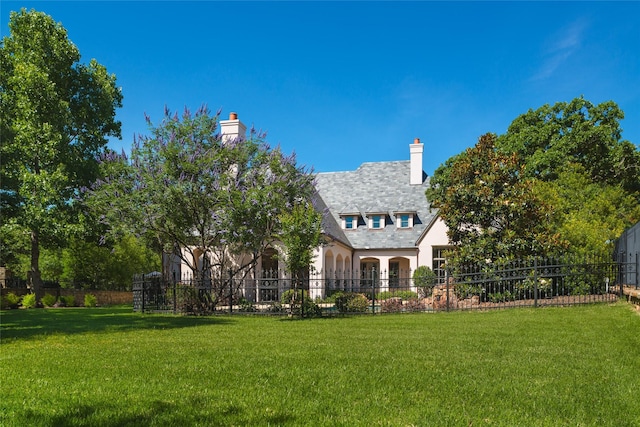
<box><xmin>317</xmin><ymin>160</ymin><xmax>411</xmax><ymax>175</ymax></box>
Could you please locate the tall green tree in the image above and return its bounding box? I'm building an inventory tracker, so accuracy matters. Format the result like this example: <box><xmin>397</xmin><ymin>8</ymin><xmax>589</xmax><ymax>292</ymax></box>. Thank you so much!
<box><xmin>427</xmin><ymin>133</ymin><xmax>561</xmax><ymax>266</ymax></box>
<box><xmin>495</xmin><ymin>96</ymin><xmax>639</xmax><ymax>256</ymax></box>
<box><xmin>0</xmin><ymin>9</ymin><xmax>122</xmax><ymax>297</ymax></box>
<box><xmin>496</xmin><ymin>96</ymin><xmax>640</xmax><ymax>196</ymax></box>
<box><xmin>58</xmin><ymin>234</ymin><xmax>160</xmax><ymax>290</ymax></box>
<box><xmin>534</xmin><ymin>164</ymin><xmax>640</xmax><ymax>259</ymax></box>
<box><xmin>430</xmin><ymin>97</ymin><xmax>639</xmax><ymax>265</ymax></box>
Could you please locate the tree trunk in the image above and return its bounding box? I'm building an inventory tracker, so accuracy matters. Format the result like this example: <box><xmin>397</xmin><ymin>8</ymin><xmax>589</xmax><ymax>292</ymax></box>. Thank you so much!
<box><xmin>30</xmin><ymin>228</ymin><xmax>43</xmax><ymax>300</ymax></box>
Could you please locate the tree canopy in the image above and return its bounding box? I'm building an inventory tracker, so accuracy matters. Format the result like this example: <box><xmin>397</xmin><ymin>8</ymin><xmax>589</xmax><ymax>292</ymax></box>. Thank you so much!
<box><xmin>428</xmin><ymin>97</ymin><xmax>639</xmax><ymax>265</ymax></box>
<box><xmin>533</xmin><ymin>163</ymin><xmax>640</xmax><ymax>259</ymax></box>
<box><xmin>88</xmin><ymin>106</ymin><xmax>317</xmax><ymax>281</ymax></box>
<box><xmin>0</xmin><ymin>9</ymin><xmax>122</xmax><ymax>296</ymax></box>
<box><xmin>496</xmin><ymin>96</ymin><xmax>640</xmax><ymax>195</ymax></box>
<box><xmin>427</xmin><ymin>133</ymin><xmax>561</xmax><ymax>266</ymax></box>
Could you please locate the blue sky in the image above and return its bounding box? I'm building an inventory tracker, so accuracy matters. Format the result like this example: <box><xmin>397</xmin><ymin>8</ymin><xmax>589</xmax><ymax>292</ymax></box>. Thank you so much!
<box><xmin>2</xmin><ymin>1</ymin><xmax>639</xmax><ymax>175</ymax></box>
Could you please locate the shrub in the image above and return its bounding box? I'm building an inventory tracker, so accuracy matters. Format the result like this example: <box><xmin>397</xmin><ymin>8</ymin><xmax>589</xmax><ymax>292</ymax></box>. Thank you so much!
<box><xmin>488</xmin><ymin>292</ymin><xmax>503</xmax><ymax>303</ymax></box>
<box><xmin>334</xmin><ymin>292</ymin><xmax>369</xmax><ymax>313</ymax></box>
<box><xmin>280</xmin><ymin>289</ymin><xmax>305</xmax><ymax>305</ymax></box>
<box><xmin>174</xmin><ymin>285</ymin><xmax>215</xmax><ymax>315</ymax></box>
<box><xmin>42</xmin><ymin>293</ymin><xmax>57</xmax><ymax>307</ymax></box>
<box><xmin>414</xmin><ymin>266</ymin><xmax>437</xmax><ymax>297</ymax></box>
<box><xmin>381</xmin><ymin>298</ymin><xmax>403</xmax><ymax>313</ymax></box>
<box><xmin>570</xmin><ymin>282</ymin><xmax>591</xmax><ymax>296</ymax></box>
<box><xmin>488</xmin><ymin>290</ymin><xmax>516</xmax><ymax>303</ymax></box>
<box><xmin>322</xmin><ymin>291</ymin><xmax>343</xmax><ymax>304</ymax></box>
<box><xmin>3</xmin><ymin>292</ymin><xmax>21</xmax><ymax>309</ymax></box>
<box><xmin>454</xmin><ymin>283</ymin><xmax>485</xmax><ymax>300</ymax></box>
<box><xmin>21</xmin><ymin>293</ymin><xmax>37</xmax><ymax>309</ymax></box>
<box><xmin>84</xmin><ymin>294</ymin><xmax>98</xmax><ymax>307</ymax></box>
<box><xmin>61</xmin><ymin>295</ymin><xmax>75</xmax><ymax>307</ymax></box>
<box><xmin>268</xmin><ymin>302</ymin><xmax>284</xmax><ymax>313</ymax></box>
<box><xmin>238</xmin><ymin>297</ymin><xmax>256</xmax><ymax>312</ymax></box>
<box><xmin>302</xmin><ymin>300</ymin><xmax>322</xmax><ymax>317</ymax></box>
<box><xmin>280</xmin><ymin>289</ymin><xmax>321</xmax><ymax>317</ymax></box>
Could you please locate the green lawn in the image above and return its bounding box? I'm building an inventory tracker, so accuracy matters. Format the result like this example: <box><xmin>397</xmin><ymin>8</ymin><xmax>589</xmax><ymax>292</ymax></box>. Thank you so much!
<box><xmin>1</xmin><ymin>303</ymin><xmax>639</xmax><ymax>426</ymax></box>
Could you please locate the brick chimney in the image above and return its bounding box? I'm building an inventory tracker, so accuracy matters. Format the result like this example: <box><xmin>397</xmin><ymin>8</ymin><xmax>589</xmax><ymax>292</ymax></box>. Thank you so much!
<box><xmin>410</xmin><ymin>137</ymin><xmax>424</xmax><ymax>185</ymax></box>
<box><xmin>220</xmin><ymin>112</ymin><xmax>247</xmax><ymax>143</ymax></box>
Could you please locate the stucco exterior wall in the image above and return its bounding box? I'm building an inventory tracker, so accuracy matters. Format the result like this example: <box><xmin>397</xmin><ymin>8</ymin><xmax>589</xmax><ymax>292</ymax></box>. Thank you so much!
<box><xmin>417</xmin><ymin>216</ymin><xmax>451</xmax><ymax>270</ymax></box>
<box><xmin>312</xmin><ymin>240</ymin><xmax>353</xmax><ymax>276</ymax></box>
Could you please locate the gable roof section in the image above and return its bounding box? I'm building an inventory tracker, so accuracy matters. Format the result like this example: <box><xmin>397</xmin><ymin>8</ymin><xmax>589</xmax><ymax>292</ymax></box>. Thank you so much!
<box><xmin>314</xmin><ymin>160</ymin><xmax>436</xmax><ymax>250</ymax></box>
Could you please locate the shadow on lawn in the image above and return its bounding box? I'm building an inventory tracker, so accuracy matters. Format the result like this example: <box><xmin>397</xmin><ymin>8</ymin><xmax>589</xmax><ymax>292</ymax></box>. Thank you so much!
<box><xmin>17</xmin><ymin>400</ymin><xmax>295</xmax><ymax>427</ymax></box>
<box><xmin>0</xmin><ymin>307</ymin><xmax>233</xmax><ymax>342</ymax></box>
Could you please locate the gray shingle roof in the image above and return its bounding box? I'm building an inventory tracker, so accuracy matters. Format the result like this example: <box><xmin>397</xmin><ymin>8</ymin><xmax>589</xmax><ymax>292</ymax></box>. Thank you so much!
<box><xmin>314</xmin><ymin>161</ymin><xmax>435</xmax><ymax>249</ymax></box>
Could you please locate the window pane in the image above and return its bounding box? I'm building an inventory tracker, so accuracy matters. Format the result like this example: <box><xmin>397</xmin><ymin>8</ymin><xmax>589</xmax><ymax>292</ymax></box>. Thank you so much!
<box><xmin>432</xmin><ymin>248</ymin><xmax>446</xmax><ymax>284</ymax></box>
<box><xmin>346</xmin><ymin>217</ymin><xmax>353</xmax><ymax>229</ymax></box>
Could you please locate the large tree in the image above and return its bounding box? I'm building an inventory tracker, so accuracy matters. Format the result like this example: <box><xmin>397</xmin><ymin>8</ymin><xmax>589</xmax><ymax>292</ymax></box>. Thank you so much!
<box><xmin>89</xmin><ymin>106</ymin><xmax>317</xmax><ymax>287</ymax></box>
<box><xmin>58</xmin><ymin>234</ymin><xmax>160</xmax><ymax>290</ymax></box>
<box><xmin>0</xmin><ymin>9</ymin><xmax>122</xmax><ymax>297</ymax></box>
<box><xmin>427</xmin><ymin>133</ymin><xmax>562</xmax><ymax>266</ymax></box>
<box><xmin>496</xmin><ymin>96</ymin><xmax>640</xmax><ymax>196</ymax></box>
<box><xmin>429</xmin><ymin>97</ymin><xmax>639</xmax><ymax>266</ymax></box>
<box><xmin>533</xmin><ymin>163</ymin><xmax>640</xmax><ymax>260</ymax></box>
<box><xmin>495</xmin><ymin>97</ymin><xmax>639</xmax><ymax>257</ymax></box>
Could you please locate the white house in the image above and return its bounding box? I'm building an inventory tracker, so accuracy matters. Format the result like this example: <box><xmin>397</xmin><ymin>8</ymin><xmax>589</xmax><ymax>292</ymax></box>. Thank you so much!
<box><xmin>172</xmin><ymin>113</ymin><xmax>452</xmax><ymax>299</ymax></box>
<box><xmin>307</xmin><ymin>137</ymin><xmax>452</xmax><ymax>297</ymax></box>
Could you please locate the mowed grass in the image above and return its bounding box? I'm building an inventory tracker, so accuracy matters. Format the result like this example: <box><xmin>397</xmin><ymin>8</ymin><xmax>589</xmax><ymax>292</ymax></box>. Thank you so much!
<box><xmin>1</xmin><ymin>304</ymin><xmax>639</xmax><ymax>426</ymax></box>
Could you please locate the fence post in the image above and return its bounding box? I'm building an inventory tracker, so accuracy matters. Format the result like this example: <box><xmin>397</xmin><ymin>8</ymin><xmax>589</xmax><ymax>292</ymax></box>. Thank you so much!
<box><xmin>371</xmin><ymin>268</ymin><xmax>376</xmax><ymax>315</ymax></box>
<box><xmin>141</xmin><ymin>274</ymin><xmax>145</xmax><ymax>313</ymax></box>
<box><xmin>228</xmin><ymin>269</ymin><xmax>233</xmax><ymax>315</ymax></box>
<box><xmin>445</xmin><ymin>268</ymin><xmax>450</xmax><ymax>312</ymax></box>
<box><xmin>616</xmin><ymin>252</ymin><xmax>624</xmax><ymax>297</ymax></box>
<box><xmin>172</xmin><ymin>272</ymin><xmax>177</xmax><ymax>315</ymax></box>
<box><xmin>301</xmin><ymin>275</ymin><xmax>305</xmax><ymax>318</ymax></box>
<box><xmin>534</xmin><ymin>258</ymin><xmax>538</xmax><ymax>308</ymax></box>
<box><xmin>636</xmin><ymin>252</ymin><xmax>640</xmax><ymax>289</ymax></box>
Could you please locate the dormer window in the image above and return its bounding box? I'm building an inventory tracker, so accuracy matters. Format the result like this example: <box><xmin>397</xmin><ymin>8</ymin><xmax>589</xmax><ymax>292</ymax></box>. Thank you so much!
<box><xmin>395</xmin><ymin>211</ymin><xmax>415</xmax><ymax>229</ymax></box>
<box><xmin>368</xmin><ymin>213</ymin><xmax>386</xmax><ymax>229</ymax></box>
<box><xmin>341</xmin><ymin>214</ymin><xmax>360</xmax><ymax>230</ymax></box>
<box><xmin>345</xmin><ymin>216</ymin><xmax>355</xmax><ymax>230</ymax></box>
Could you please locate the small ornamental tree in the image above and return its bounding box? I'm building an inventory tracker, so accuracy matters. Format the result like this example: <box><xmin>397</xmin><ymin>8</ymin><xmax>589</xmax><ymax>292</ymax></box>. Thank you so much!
<box><xmin>278</xmin><ymin>201</ymin><xmax>323</xmax><ymax>283</ymax></box>
<box><xmin>88</xmin><ymin>106</ymin><xmax>316</xmax><ymax>294</ymax></box>
<box><xmin>277</xmin><ymin>201</ymin><xmax>323</xmax><ymax>315</ymax></box>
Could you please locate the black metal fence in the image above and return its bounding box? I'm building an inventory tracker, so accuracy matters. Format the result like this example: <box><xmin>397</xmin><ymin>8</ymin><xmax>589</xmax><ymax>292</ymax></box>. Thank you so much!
<box><xmin>614</xmin><ymin>221</ymin><xmax>639</xmax><ymax>288</ymax></box>
<box><xmin>133</xmin><ymin>255</ymin><xmax>635</xmax><ymax>316</ymax></box>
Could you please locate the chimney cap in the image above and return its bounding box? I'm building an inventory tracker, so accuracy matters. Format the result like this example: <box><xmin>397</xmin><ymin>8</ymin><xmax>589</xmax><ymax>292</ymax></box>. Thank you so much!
<box><xmin>229</xmin><ymin>112</ymin><xmax>238</xmax><ymax>120</ymax></box>
<box><xmin>414</xmin><ymin>137</ymin><xmax>421</xmax><ymax>144</ymax></box>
